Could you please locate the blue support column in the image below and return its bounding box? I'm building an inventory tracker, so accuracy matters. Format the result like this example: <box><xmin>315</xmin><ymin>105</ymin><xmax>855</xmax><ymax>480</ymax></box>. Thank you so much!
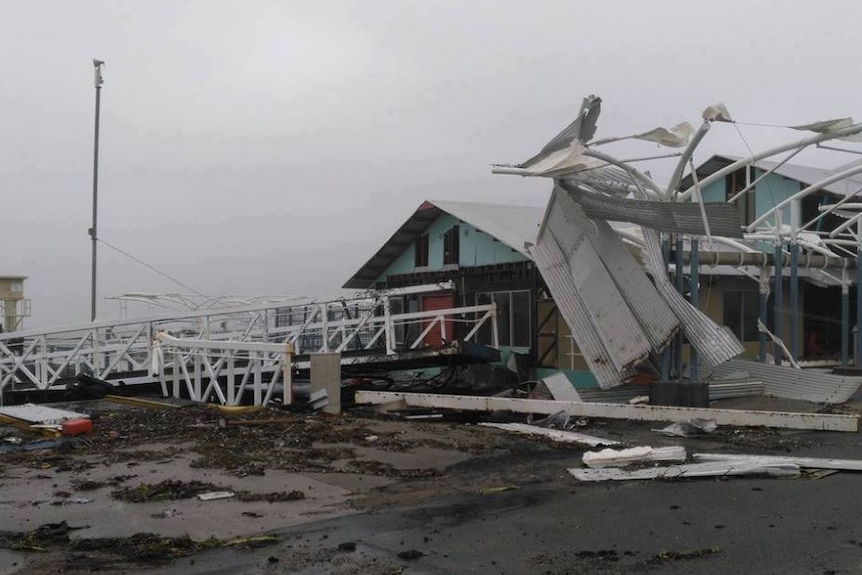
<box><xmin>773</xmin><ymin>243</ymin><xmax>783</xmax><ymax>366</ymax></box>
<box><xmin>674</xmin><ymin>237</ymin><xmax>685</xmax><ymax>378</ymax></box>
<box><xmin>689</xmin><ymin>238</ymin><xmax>699</xmax><ymax>382</ymax></box>
<box><xmin>857</xmin><ymin>245</ymin><xmax>862</xmax><ymax>366</ymax></box>
<box><xmin>789</xmin><ymin>242</ymin><xmax>799</xmax><ymax>362</ymax></box>
<box><xmin>660</xmin><ymin>238</ymin><xmax>671</xmax><ymax>381</ymax></box>
<box><xmin>842</xmin><ymin>283</ymin><xmax>850</xmax><ymax>367</ymax></box>
<box><xmin>759</xmin><ymin>285</ymin><xmax>768</xmax><ymax>363</ymax></box>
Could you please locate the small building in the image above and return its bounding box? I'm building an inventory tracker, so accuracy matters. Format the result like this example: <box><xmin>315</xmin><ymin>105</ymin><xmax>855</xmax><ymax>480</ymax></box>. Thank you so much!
<box><xmin>0</xmin><ymin>276</ymin><xmax>28</xmax><ymax>333</ymax></box>
<box><xmin>687</xmin><ymin>155</ymin><xmax>862</xmax><ymax>362</ymax></box>
<box><xmin>343</xmin><ymin>200</ymin><xmax>604</xmax><ymax>384</ymax></box>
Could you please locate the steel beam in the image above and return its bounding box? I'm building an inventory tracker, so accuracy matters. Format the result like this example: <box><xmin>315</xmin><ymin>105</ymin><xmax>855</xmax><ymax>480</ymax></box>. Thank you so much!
<box><xmin>355</xmin><ymin>391</ymin><xmax>859</xmax><ymax>432</ymax></box>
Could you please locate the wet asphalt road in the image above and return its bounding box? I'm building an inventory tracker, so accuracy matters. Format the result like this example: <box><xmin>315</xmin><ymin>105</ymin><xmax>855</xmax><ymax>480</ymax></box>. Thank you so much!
<box><xmin>136</xmin><ymin>429</ymin><xmax>862</xmax><ymax>575</ymax></box>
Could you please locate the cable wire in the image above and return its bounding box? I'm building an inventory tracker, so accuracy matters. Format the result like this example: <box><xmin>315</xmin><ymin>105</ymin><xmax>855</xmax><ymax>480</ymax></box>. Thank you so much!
<box><xmin>97</xmin><ymin>237</ymin><xmax>207</xmax><ymax>297</ymax></box>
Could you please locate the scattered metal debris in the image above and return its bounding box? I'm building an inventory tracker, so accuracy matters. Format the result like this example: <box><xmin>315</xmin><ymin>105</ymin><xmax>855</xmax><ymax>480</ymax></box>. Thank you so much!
<box><xmin>693</xmin><ymin>453</ymin><xmax>862</xmax><ymax>472</ymax></box>
<box><xmin>197</xmin><ymin>491</ymin><xmax>235</xmax><ymax>501</ymax></box>
<box><xmin>569</xmin><ymin>462</ymin><xmax>800</xmax><ymax>482</ymax></box>
<box><xmin>479</xmin><ymin>422</ymin><xmax>619</xmax><ymax>447</ymax></box>
<box><xmin>582</xmin><ymin>446</ymin><xmax>686</xmax><ymax>468</ymax></box>
<box><xmin>708</xmin><ymin>359</ymin><xmax>862</xmax><ymax>404</ymax></box>
<box><xmin>656</xmin><ymin>418</ymin><xmax>717</xmax><ymax>437</ymax></box>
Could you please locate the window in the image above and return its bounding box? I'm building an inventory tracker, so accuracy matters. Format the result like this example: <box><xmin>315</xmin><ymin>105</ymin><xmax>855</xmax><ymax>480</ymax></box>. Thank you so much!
<box><xmin>475</xmin><ymin>290</ymin><xmax>531</xmax><ymax>347</ymax></box>
<box><xmin>723</xmin><ymin>291</ymin><xmax>760</xmax><ymax>342</ymax></box>
<box><xmin>443</xmin><ymin>225</ymin><xmax>459</xmax><ymax>266</ymax></box>
<box><xmin>725</xmin><ymin>168</ymin><xmax>755</xmax><ymax>227</ymax></box>
<box><xmin>414</xmin><ymin>234</ymin><xmax>429</xmax><ymax>268</ymax></box>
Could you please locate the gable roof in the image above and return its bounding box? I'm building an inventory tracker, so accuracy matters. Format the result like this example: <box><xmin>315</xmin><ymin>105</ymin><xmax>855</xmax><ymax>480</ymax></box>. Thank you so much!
<box><xmin>684</xmin><ymin>154</ymin><xmax>862</xmax><ymax>196</ymax></box>
<box><xmin>343</xmin><ymin>200</ymin><xmax>545</xmax><ymax>289</ymax></box>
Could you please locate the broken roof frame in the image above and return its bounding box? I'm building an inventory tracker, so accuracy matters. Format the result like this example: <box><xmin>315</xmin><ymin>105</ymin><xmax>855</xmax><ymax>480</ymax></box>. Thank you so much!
<box><xmin>494</xmin><ymin>95</ymin><xmax>862</xmax><ymax>394</ymax></box>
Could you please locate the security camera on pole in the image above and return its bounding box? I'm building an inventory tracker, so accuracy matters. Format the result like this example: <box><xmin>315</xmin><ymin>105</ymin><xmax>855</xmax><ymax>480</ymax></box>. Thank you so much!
<box><xmin>90</xmin><ymin>59</ymin><xmax>104</xmax><ymax>322</ymax></box>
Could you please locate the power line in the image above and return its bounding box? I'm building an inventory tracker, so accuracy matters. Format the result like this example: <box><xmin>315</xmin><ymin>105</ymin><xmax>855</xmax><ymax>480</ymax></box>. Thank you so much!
<box><xmin>97</xmin><ymin>237</ymin><xmax>207</xmax><ymax>297</ymax></box>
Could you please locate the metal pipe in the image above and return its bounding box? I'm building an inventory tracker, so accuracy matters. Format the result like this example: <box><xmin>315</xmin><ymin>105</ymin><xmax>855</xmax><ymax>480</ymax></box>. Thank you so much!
<box><xmin>842</xmin><ymin>283</ymin><xmax>850</xmax><ymax>366</ymax></box>
<box><xmin>748</xmin><ymin>163</ymin><xmax>862</xmax><ymax>232</ymax></box>
<box><xmin>660</xmin><ymin>237</ymin><xmax>671</xmax><ymax>381</ymax></box>
<box><xmin>667</xmin><ymin>121</ymin><xmax>710</xmax><ymax>197</ymax></box>
<box><xmin>773</xmin><ymin>243</ymin><xmax>783</xmax><ymax>366</ymax></box>
<box><xmin>90</xmin><ymin>61</ymin><xmax>104</xmax><ymax>322</ymax></box>
<box><xmin>682</xmin><ymin>250</ymin><xmax>852</xmax><ymax>269</ymax></box>
<box><xmin>678</xmin><ymin>122</ymin><xmax>862</xmax><ymax>201</ymax></box>
<box><xmin>689</xmin><ymin>238</ymin><xmax>699</xmax><ymax>381</ymax></box>
<box><xmin>759</xmin><ymin>272</ymin><xmax>769</xmax><ymax>363</ymax></box>
<box><xmin>674</xmin><ymin>237</ymin><xmax>684</xmax><ymax>378</ymax></box>
<box><xmin>789</xmin><ymin>242</ymin><xmax>799</xmax><ymax>362</ymax></box>
<box><xmin>857</xmin><ymin>239</ymin><xmax>862</xmax><ymax>367</ymax></box>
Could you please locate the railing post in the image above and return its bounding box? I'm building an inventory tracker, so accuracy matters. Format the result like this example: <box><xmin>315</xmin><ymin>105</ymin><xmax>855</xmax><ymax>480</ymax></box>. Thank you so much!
<box><xmin>490</xmin><ymin>303</ymin><xmax>499</xmax><ymax>348</ymax></box>
<box><xmin>383</xmin><ymin>296</ymin><xmax>394</xmax><ymax>354</ymax></box>
<box><xmin>283</xmin><ymin>343</ymin><xmax>294</xmax><ymax>405</ymax></box>
<box><xmin>227</xmin><ymin>351</ymin><xmax>236</xmax><ymax>405</ymax></box>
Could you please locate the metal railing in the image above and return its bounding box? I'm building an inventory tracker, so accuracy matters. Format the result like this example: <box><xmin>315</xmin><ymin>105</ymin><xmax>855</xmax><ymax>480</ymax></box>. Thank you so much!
<box><xmin>0</xmin><ymin>284</ymin><xmax>498</xmax><ymax>405</ymax></box>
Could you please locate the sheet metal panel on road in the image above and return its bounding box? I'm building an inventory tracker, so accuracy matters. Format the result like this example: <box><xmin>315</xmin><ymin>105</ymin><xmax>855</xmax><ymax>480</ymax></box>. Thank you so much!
<box><xmin>708</xmin><ymin>358</ymin><xmax>862</xmax><ymax>404</ymax></box>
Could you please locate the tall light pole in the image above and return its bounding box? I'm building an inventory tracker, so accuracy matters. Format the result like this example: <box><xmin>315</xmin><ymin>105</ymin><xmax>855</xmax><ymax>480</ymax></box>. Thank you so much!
<box><xmin>90</xmin><ymin>59</ymin><xmax>104</xmax><ymax>322</ymax></box>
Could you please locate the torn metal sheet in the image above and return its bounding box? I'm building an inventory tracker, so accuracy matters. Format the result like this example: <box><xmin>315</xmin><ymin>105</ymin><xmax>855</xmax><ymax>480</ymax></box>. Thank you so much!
<box><xmin>693</xmin><ymin>453</ymin><xmax>862</xmax><ymax>472</ymax></box>
<box><xmin>708</xmin><ymin>379</ymin><xmax>764</xmax><ymax>400</ymax></box>
<box><xmin>0</xmin><ymin>404</ymin><xmax>89</xmax><ymax>424</ymax></box>
<box><xmin>582</xmin><ymin>445</ymin><xmax>686</xmax><ymax>468</ymax></box>
<box><xmin>565</xmin><ymin>184</ymin><xmax>743</xmax><ymax>238</ymax></box>
<box><xmin>655</xmin><ymin>419</ymin><xmax>717</xmax><ymax>437</ymax></box>
<box><xmin>707</xmin><ymin>359</ymin><xmax>862</xmax><ymax>404</ymax></box>
<box><xmin>530</xmin><ymin>189</ymin><xmax>678</xmax><ymax>388</ymax></box>
<box><xmin>532</xmin><ymin>209</ymin><xmax>645</xmax><ymax>387</ymax></box>
<box><xmin>478</xmin><ymin>422</ymin><xmax>618</xmax><ymax>447</ymax></box>
<box><xmin>540</xmin><ymin>372</ymin><xmax>582</xmax><ymax>402</ymax></box>
<box><xmin>522</xmin><ymin>95</ymin><xmax>602</xmax><ymax>163</ymax></box>
<box><xmin>560</xmin><ymin>166</ymin><xmax>638</xmax><ymax>197</ymax></box>
<box><xmin>591</xmin><ymin>218</ymin><xmax>678</xmax><ymax>349</ymax></box>
<box><xmin>354</xmin><ymin>391</ymin><xmax>861</xmax><ymax>432</ymax></box>
<box><xmin>569</xmin><ymin>462</ymin><xmax>800</xmax><ymax>482</ymax></box>
<box><xmin>641</xmin><ymin>226</ymin><xmax>745</xmax><ymax>368</ymax></box>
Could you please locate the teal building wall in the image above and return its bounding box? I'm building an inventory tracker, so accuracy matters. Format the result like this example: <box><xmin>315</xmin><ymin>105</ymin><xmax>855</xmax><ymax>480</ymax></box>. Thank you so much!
<box><xmin>376</xmin><ymin>213</ymin><xmax>530</xmax><ymax>281</ymax></box>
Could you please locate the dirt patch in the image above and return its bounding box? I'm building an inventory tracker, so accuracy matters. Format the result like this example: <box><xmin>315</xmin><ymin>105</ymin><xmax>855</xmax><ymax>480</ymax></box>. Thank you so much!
<box><xmin>112</xmin><ymin>479</ymin><xmax>307</xmax><ymax>504</ymax></box>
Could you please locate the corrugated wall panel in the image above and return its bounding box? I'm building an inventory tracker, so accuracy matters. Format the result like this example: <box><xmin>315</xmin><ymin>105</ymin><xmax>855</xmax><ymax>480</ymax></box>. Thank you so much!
<box><xmin>554</xmin><ymin>187</ymin><xmax>678</xmax><ymax>350</ymax></box>
<box><xmin>640</xmin><ymin>227</ymin><xmax>745</xmax><ymax>367</ymax></box>
<box><xmin>530</xmin><ymin>241</ymin><xmax>639</xmax><ymax>388</ymax></box>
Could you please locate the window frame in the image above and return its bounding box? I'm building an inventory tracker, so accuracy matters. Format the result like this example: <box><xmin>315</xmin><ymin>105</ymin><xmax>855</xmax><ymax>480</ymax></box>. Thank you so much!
<box><xmin>414</xmin><ymin>233</ymin><xmax>429</xmax><ymax>268</ymax></box>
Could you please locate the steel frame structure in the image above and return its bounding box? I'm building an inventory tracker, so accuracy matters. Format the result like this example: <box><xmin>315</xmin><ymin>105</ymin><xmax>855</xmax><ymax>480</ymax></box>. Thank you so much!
<box><xmin>0</xmin><ymin>283</ymin><xmax>498</xmax><ymax>406</ymax></box>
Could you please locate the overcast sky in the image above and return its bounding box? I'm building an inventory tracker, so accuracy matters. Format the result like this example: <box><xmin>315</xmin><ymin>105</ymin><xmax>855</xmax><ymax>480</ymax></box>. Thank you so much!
<box><xmin>3</xmin><ymin>0</ymin><xmax>862</xmax><ymax>327</ymax></box>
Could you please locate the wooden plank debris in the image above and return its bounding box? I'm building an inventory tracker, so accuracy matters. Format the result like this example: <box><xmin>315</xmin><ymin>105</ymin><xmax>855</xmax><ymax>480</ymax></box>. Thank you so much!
<box><xmin>693</xmin><ymin>453</ymin><xmax>862</xmax><ymax>472</ymax></box>
<box><xmin>478</xmin><ymin>422</ymin><xmax>619</xmax><ymax>447</ymax></box>
<box><xmin>569</xmin><ymin>462</ymin><xmax>800</xmax><ymax>482</ymax></box>
<box><xmin>354</xmin><ymin>391</ymin><xmax>860</xmax><ymax>432</ymax></box>
<box><xmin>582</xmin><ymin>446</ymin><xmax>686</xmax><ymax>468</ymax></box>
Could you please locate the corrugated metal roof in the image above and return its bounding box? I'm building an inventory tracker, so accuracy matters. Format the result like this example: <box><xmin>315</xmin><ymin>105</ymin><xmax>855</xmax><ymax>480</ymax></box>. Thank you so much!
<box><xmin>640</xmin><ymin>226</ymin><xmax>745</xmax><ymax>367</ymax></box>
<box><xmin>430</xmin><ymin>200</ymin><xmax>544</xmax><ymax>257</ymax></box>
<box><xmin>530</xmin><ymin>189</ymin><xmax>678</xmax><ymax>388</ymax></box>
<box><xmin>689</xmin><ymin>154</ymin><xmax>862</xmax><ymax>197</ymax></box>
<box><xmin>708</xmin><ymin>359</ymin><xmax>862</xmax><ymax>404</ymax></box>
<box><xmin>343</xmin><ymin>200</ymin><xmax>544</xmax><ymax>289</ymax></box>
<box><xmin>565</xmin><ymin>184</ymin><xmax>743</xmax><ymax>237</ymax></box>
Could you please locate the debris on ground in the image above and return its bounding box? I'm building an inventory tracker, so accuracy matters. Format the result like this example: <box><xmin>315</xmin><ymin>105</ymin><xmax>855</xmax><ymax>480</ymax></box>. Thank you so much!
<box><xmin>479</xmin><ymin>421</ymin><xmax>619</xmax><ymax>447</ymax></box>
<box><xmin>655</xmin><ymin>546</ymin><xmax>722</xmax><ymax>562</ymax></box>
<box><xmin>582</xmin><ymin>446</ymin><xmax>687</xmax><ymax>468</ymax></box>
<box><xmin>655</xmin><ymin>418</ymin><xmax>718</xmax><ymax>437</ymax></box>
<box><xmin>570</xmin><ymin>461</ymin><xmax>800</xmax><ymax>482</ymax></box>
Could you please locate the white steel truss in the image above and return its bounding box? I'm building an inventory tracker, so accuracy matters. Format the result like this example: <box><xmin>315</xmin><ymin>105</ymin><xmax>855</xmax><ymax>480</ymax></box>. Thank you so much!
<box><xmin>0</xmin><ymin>283</ymin><xmax>498</xmax><ymax>406</ymax></box>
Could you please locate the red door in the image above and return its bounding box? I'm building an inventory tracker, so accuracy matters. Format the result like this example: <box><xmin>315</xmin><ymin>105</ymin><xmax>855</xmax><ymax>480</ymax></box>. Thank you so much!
<box><xmin>420</xmin><ymin>293</ymin><xmax>455</xmax><ymax>348</ymax></box>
